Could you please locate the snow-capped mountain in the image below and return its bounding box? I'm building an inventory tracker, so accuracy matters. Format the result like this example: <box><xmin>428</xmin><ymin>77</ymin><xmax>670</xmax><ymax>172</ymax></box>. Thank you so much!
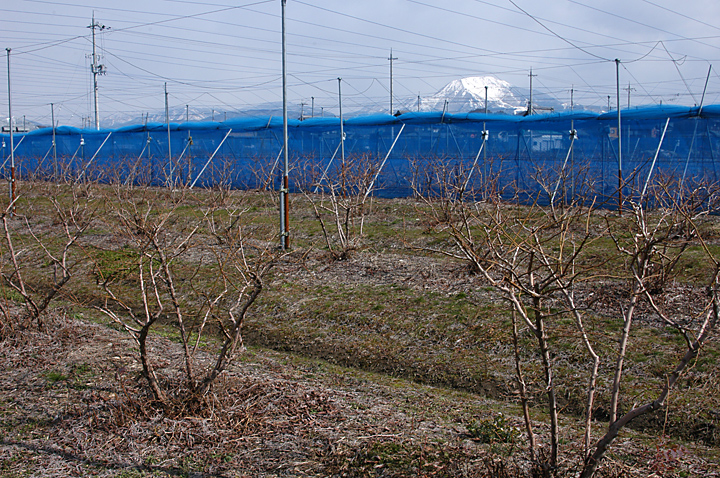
<box><xmin>418</xmin><ymin>76</ymin><xmax>527</xmax><ymax>114</ymax></box>
<box><xmin>99</xmin><ymin>75</ymin><xmax>573</xmax><ymax>128</ymax></box>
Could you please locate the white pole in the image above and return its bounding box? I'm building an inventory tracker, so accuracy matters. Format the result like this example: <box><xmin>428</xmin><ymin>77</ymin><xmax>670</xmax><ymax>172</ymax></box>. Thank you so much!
<box><xmin>641</xmin><ymin>117</ymin><xmax>670</xmax><ymax>202</ymax></box>
<box><xmin>338</xmin><ymin>78</ymin><xmax>344</xmax><ymax>165</ymax></box>
<box><xmin>165</xmin><ymin>82</ymin><xmax>172</xmax><ymax>188</ymax></box>
<box><xmin>6</xmin><ymin>48</ymin><xmax>15</xmax><ymax>215</ymax></box>
<box><xmin>51</xmin><ymin>102</ymin><xmax>57</xmax><ymax>180</ymax></box>
<box><xmin>189</xmin><ymin>129</ymin><xmax>232</xmax><ymax>189</ymax></box>
<box><xmin>364</xmin><ymin>124</ymin><xmax>406</xmax><ymax>200</ymax></box>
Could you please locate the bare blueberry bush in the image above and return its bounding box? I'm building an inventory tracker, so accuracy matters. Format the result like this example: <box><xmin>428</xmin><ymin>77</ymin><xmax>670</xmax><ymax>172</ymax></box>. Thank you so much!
<box><xmin>0</xmin><ymin>181</ymin><xmax>96</xmax><ymax>333</ymax></box>
<box><xmin>91</xmin><ymin>182</ymin><xmax>277</xmax><ymax>410</ymax></box>
<box><xmin>417</xmin><ymin>170</ymin><xmax>720</xmax><ymax>476</ymax></box>
<box><xmin>304</xmin><ymin>153</ymin><xmax>380</xmax><ymax>260</ymax></box>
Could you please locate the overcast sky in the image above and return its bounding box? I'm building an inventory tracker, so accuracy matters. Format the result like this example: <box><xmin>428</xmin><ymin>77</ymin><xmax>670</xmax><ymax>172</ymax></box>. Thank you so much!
<box><xmin>2</xmin><ymin>0</ymin><xmax>720</xmax><ymax>127</ymax></box>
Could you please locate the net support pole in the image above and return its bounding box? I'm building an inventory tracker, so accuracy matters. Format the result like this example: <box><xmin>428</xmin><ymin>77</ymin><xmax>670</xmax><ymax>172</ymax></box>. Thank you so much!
<box><xmin>165</xmin><ymin>82</ymin><xmax>173</xmax><ymax>189</ymax></box>
<box><xmin>679</xmin><ymin>65</ymin><xmax>711</xmax><ymax>194</ymax></box>
<box><xmin>338</xmin><ymin>78</ymin><xmax>345</xmax><ymax>166</ymax></box>
<box><xmin>1</xmin><ymin>135</ymin><xmax>25</xmax><ymax>170</ymax></box>
<box><xmin>280</xmin><ymin>0</ymin><xmax>290</xmax><ymax>250</ymax></box>
<box><xmin>551</xmin><ymin>131</ymin><xmax>577</xmax><ymax>206</ymax></box>
<box><xmin>51</xmin><ymin>102</ymin><xmax>57</xmax><ymax>180</ymax></box>
<box><xmin>462</xmin><ymin>130</ymin><xmax>487</xmax><ymax>193</ymax></box>
<box><xmin>75</xmin><ymin>132</ymin><xmax>112</xmax><ymax>184</ymax></box>
<box><xmin>189</xmin><ymin>128</ymin><xmax>232</xmax><ymax>189</ymax></box>
<box><xmin>616</xmin><ymin>59</ymin><xmax>623</xmax><ymax>214</ymax></box>
<box><xmin>313</xmin><ymin>141</ymin><xmax>341</xmax><ymax>194</ymax></box>
<box><xmin>640</xmin><ymin>117</ymin><xmax>670</xmax><ymax>203</ymax></box>
<box><xmin>6</xmin><ymin>48</ymin><xmax>14</xmax><ymax>215</ymax></box>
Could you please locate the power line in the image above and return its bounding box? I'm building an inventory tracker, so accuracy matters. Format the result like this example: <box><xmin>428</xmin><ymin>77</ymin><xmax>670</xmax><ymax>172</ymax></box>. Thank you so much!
<box><xmin>507</xmin><ymin>0</ymin><xmax>612</xmax><ymax>62</ymax></box>
<box><xmin>639</xmin><ymin>0</ymin><xmax>720</xmax><ymax>33</ymax></box>
<box><xmin>567</xmin><ymin>0</ymin><xmax>720</xmax><ymax>52</ymax></box>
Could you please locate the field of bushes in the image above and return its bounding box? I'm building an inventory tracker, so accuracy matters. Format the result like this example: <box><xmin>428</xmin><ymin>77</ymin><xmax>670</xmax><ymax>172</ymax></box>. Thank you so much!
<box><xmin>1</xmin><ymin>179</ymin><xmax>719</xmax><ymax>477</ymax></box>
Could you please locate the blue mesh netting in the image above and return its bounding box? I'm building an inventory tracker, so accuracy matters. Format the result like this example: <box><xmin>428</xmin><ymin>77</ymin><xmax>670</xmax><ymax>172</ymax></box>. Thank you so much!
<box><xmin>2</xmin><ymin>105</ymin><xmax>719</xmax><ymax>204</ymax></box>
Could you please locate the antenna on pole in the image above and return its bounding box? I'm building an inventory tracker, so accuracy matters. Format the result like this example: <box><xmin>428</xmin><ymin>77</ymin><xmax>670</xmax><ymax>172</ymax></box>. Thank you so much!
<box><xmin>88</xmin><ymin>12</ymin><xmax>109</xmax><ymax>130</ymax></box>
<box><xmin>388</xmin><ymin>48</ymin><xmax>397</xmax><ymax>115</ymax></box>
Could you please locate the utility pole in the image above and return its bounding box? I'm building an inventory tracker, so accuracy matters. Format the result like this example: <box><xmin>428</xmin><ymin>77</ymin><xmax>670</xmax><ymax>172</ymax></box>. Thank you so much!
<box><xmin>528</xmin><ymin>68</ymin><xmax>537</xmax><ymax>115</ymax></box>
<box><xmin>607</xmin><ymin>95</ymin><xmax>611</xmax><ymax>111</ymax></box>
<box><xmin>280</xmin><ymin>0</ymin><xmax>290</xmax><ymax>250</ymax></box>
<box><xmin>311</xmin><ymin>97</ymin><xmax>314</xmax><ymax>118</ymax></box>
<box><xmin>417</xmin><ymin>93</ymin><xmax>420</xmax><ymax>112</ymax></box>
<box><xmin>6</xmin><ymin>48</ymin><xmax>15</xmax><ymax>215</ymax></box>
<box><xmin>300</xmin><ymin>102</ymin><xmax>306</xmax><ymax>120</ymax></box>
<box><xmin>624</xmin><ymin>82</ymin><xmax>635</xmax><ymax>109</ymax></box>
<box><xmin>388</xmin><ymin>48</ymin><xmax>397</xmax><ymax>115</ymax></box>
<box><xmin>88</xmin><ymin>13</ymin><xmax>108</xmax><ymax>130</ymax></box>
<box><xmin>186</xmin><ymin>104</ymin><xmax>189</xmax><ymax>122</ymax></box>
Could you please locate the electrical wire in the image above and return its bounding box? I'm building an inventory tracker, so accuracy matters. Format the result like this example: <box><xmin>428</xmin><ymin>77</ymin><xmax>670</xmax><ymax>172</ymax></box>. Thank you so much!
<box><xmin>660</xmin><ymin>42</ymin><xmax>699</xmax><ymax>105</ymax></box>
<box><xmin>4</xmin><ymin>0</ymin><xmax>718</xmax><ymax>125</ymax></box>
<box><xmin>507</xmin><ymin>0</ymin><xmax>613</xmax><ymax>62</ymax></box>
<box><xmin>566</xmin><ymin>0</ymin><xmax>720</xmax><ymax>52</ymax></box>
<box><xmin>639</xmin><ymin>0</ymin><xmax>720</xmax><ymax>33</ymax></box>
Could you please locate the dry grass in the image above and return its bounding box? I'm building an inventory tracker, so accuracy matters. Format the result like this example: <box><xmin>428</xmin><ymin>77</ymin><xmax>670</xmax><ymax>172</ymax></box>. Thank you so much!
<box><xmin>0</xmin><ymin>181</ymin><xmax>719</xmax><ymax>476</ymax></box>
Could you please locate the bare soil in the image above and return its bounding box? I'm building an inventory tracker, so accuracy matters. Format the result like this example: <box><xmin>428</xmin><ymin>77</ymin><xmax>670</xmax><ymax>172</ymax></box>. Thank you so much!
<box><xmin>0</xmin><ymin>305</ymin><xmax>717</xmax><ymax>477</ymax></box>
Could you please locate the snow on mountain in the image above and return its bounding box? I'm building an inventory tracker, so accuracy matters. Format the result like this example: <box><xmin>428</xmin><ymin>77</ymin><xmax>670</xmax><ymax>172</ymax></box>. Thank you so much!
<box><xmin>417</xmin><ymin>76</ymin><xmax>528</xmax><ymax>114</ymax></box>
<box><xmin>100</xmin><ymin>76</ymin><xmax>571</xmax><ymax>127</ymax></box>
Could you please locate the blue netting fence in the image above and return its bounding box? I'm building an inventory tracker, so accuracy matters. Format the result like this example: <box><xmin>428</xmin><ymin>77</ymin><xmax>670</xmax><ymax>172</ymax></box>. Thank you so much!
<box><xmin>3</xmin><ymin>104</ymin><xmax>720</xmax><ymax>206</ymax></box>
